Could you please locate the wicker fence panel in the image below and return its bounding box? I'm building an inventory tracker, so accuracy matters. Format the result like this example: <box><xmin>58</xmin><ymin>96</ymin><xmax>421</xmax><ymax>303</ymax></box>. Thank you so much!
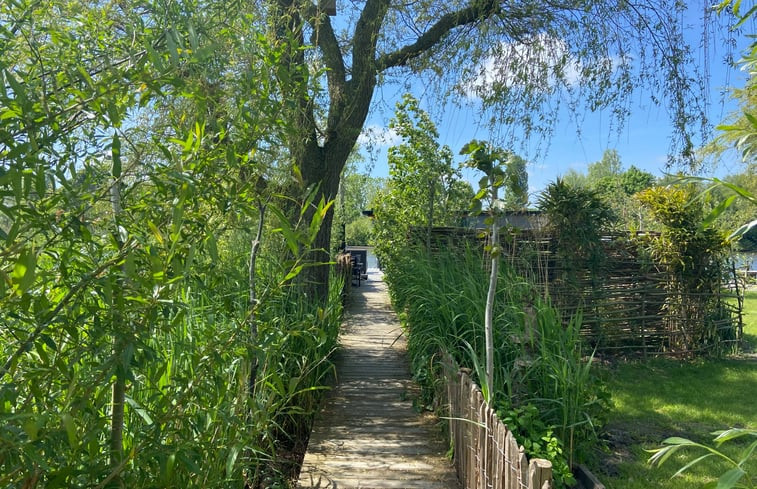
<box><xmin>420</xmin><ymin>228</ymin><xmax>743</xmax><ymax>357</ymax></box>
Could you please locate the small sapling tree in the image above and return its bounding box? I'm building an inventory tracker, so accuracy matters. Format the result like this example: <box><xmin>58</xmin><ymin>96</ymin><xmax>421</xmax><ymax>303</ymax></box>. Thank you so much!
<box><xmin>460</xmin><ymin>140</ymin><xmax>528</xmax><ymax>400</ymax></box>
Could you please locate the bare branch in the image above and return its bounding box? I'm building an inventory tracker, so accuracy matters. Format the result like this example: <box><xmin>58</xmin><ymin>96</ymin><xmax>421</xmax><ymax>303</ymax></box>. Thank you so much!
<box><xmin>376</xmin><ymin>0</ymin><xmax>498</xmax><ymax>71</ymax></box>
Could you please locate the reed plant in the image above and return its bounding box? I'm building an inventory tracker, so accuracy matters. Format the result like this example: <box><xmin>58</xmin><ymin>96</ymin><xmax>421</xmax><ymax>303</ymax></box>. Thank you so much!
<box><xmin>385</xmin><ymin>245</ymin><xmax>608</xmax><ymax>488</ymax></box>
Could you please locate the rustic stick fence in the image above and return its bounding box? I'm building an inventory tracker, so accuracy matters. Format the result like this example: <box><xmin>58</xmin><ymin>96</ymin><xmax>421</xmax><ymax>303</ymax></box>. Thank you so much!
<box><xmin>411</xmin><ymin>227</ymin><xmax>743</xmax><ymax>357</ymax></box>
<box><xmin>442</xmin><ymin>354</ymin><xmax>552</xmax><ymax>489</ymax></box>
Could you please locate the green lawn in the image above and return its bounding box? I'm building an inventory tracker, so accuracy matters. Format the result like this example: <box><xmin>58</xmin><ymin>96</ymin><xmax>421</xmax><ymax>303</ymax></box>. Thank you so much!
<box><xmin>586</xmin><ymin>291</ymin><xmax>757</xmax><ymax>489</ymax></box>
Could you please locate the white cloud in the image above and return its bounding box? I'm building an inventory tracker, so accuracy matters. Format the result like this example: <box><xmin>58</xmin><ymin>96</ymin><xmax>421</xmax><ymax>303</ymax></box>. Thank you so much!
<box><xmin>358</xmin><ymin>125</ymin><xmax>402</xmax><ymax>148</ymax></box>
<box><xmin>462</xmin><ymin>34</ymin><xmax>624</xmax><ymax>100</ymax></box>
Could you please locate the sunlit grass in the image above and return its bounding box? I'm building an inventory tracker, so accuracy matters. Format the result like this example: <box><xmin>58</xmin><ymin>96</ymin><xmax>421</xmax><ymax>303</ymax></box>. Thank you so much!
<box><xmin>589</xmin><ymin>358</ymin><xmax>757</xmax><ymax>488</ymax></box>
<box><xmin>581</xmin><ymin>283</ymin><xmax>757</xmax><ymax>488</ymax></box>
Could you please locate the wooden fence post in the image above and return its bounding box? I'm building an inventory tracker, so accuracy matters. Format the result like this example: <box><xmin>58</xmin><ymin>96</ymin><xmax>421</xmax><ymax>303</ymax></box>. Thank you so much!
<box><xmin>528</xmin><ymin>459</ymin><xmax>552</xmax><ymax>489</ymax></box>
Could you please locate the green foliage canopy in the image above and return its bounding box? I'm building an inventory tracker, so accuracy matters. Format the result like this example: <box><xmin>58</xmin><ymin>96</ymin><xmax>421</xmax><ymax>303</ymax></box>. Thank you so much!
<box><xmin>0</xmin><ymin>1</ymin><xmax>343</xmax><ymax>487</ymax></box>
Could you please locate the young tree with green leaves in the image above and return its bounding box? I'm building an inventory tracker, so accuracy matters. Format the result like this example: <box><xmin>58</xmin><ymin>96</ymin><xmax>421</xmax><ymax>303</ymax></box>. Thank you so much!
<box><xmin>461</xmin><ymin>139</ymin><xmax>528</xmax><ymax>399</ymax></box>
<box><xmin>1</xmin><ymin>1</ymin><xmax>343</xmax><ymax>486</ymax></box>
<box><xmin>373</xmin><ymin>94</ymin><xmax>471</xmax><ymax>270</ymax></box>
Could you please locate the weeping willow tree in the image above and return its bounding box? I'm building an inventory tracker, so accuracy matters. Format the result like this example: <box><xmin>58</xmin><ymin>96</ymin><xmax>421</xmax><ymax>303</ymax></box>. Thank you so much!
<box><xmin>264</xmin><ymin>0</ymin><xmax>721</xmax><ymax>298</ymax></box>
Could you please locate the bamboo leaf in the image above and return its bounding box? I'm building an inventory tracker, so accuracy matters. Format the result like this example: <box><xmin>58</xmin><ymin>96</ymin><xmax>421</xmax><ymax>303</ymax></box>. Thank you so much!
<box><xmin>670</xmin><ymin>453</ymin><xmax>714</xmax><ymax>478</ymax></box>
<box><xmin>716</xmin><ymin>467</ymin><xmax>745</xmax><ymax>489</ymax></box>
<box><xmin>713</xmin><ymin>428</ymin><xmax>757</xmax><ymax>444</ymax></box>
<box><xmin>12</xmin><ymin>248</ymin><xmax>36</xmax><ymax>293</ymax></box>
<box><xmin>284</xmin><ymin>264</ymin><xmax>303</xmax><ymax>281</ymax></box>
<box><xmin>206</xmin><ymin>234</ymin><xmax>218</xmax><ymax>262</ymax></box>
<box><xmin>60</xmin><ymin>413</ymin><xmax>77</xmax><ymax>448</ymax></box>
<box><xmin>730</xmin><ymin>219</ymin><xmax>757</xmax><ymax>240</ymax></box>
<box><xmin>701</xmin><ymin>194</ymin><xmax>737</xmax><ymax>229</ymax></box>
<box><xmin>111</xmin><ymin>134</ymin><xmax>122</xmax><ymax>179</ymax></box>
<box><xmin>147</xmin><ymin>220</ymin><xmax>164</xmax><ymax>245</ymax></box>
<box><xmin>226</xmin><ymin>444</ymin><xmax>241</xmax><ymax>477</ymax></box>
<box><xmin>125</xmin><ymin>396</ymin><xmax>153</xmax><ymax>425</ymax></box>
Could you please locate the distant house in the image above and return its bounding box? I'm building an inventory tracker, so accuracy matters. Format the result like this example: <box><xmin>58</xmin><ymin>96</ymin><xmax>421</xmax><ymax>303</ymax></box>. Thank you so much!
<box><xmin>460</xmin><ymin>210</ymin><xmax>545</xmax><ymax>231</ymax></box>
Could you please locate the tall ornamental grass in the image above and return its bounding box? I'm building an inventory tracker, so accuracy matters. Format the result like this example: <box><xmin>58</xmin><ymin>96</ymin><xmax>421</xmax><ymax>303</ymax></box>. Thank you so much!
<box><xmin>385</xmin><ymin>245</ymin><xmax>608</xmax><ymax>487</ymax></box>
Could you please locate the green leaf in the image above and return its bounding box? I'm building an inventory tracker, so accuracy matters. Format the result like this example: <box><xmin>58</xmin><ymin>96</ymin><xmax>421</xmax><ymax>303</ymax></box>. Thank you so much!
<box><xmin>12</xmin><ymin>249</ymin><xmax>36</xmax><ymax>293</ymax></box>
<box><xmin>4</xmin><ymin>69</ymin><xmax>26</xmax><ymax>103</ymax></box>
<box><xmin>187</xmin><ymin>21</ymin><xmax>198</xmax><ymax>50</ymax></box>
<box><xmin>60</xmin><ymin>413</ymin><xmax>77</xmax><ymax>449</ymax></box>
<box><xmin>34</xmin><ymin>167</ymin><xmax>46</xmax><ymax>197</ymax></box>
<box><xmin>76</xmin><ymin>65</ymin><xmax>95</xmax><ymax>89</ymax></box>
<box><xmin>739</xmin><ymin>439</ymin><xmax>757</xmax><ymax>466</ymax></box>
<box><xmin>166</xmin><ymin>30</ymin><xmax>179</xmax><ymax>66</ymax></box>
<box><xmin>735</xmin><ymin>5</ymin><xmax>757</xmax><ymax>27</ymax></box>
<box><xmin>716</xmin><ymin>467</ymin><xmax>745</xmax><ymax>489</ymax></box>
<box><xmin>713</xmin><ymin>428</ymin><xmax>757</xmax><ymax>444</ymax></box>
<box><xmin>670</xmin><ymin>453</ymin><xmax>714</xmax><ymax>478</ymax></box>
<box><xmin>701</xmin><ymin>194</ymin><xmax>737</xmax><ymax>229</ymax></box>
<box><xmin>171</xmin><ymin>200</ymin><xmax>184</xmax><ymax>241</ymax></box>
<box><xmin>125</xmin><ymin>396</ymin><xmax>154</xmax><ymax>425</ymax></box>
<box><xmin>145</xmin><ymin>41</ymin><xmax>165</xmax><ymax>72</ymax></box>
<box><xmin>111</xmin><ymin>134</ymin><xmax>122</xmax><ymax>178</ymax></box>
<box><xmin>163</xmin><ymin>453</ymin><xmax>176</xmax><ymax>482</ymax></box>
<box><xmin>226</xmin><ymin>444</ymin><xmax>241</xmax><ymax>477</ymax></box>
<box><xmin>731</xmin><ymin>219</ymin><xmax>757</xmax><ymax>240</ymax></box>
<box><xmin>23</xmin><ymin>417</ymin><xmax>39</xmax><ymax>441</ymax></box>
<box><xmin>147</xmin><ymin>220</ymin><xmax>164</xmax><ymax>245</ymax></box>
<box><xmin>206</xmin><ymin>234</ymin><xmax>219</xmax><ymax>262</ymax></box>
<box><xmin>284</xmin><ymin>264</ymin><xmax>303</xmax><ymax>281</ymax></box>
<box><xmin>269</xmin><ymin>205</ymin><xmax>300</xmax><ymax>255</ymax></box>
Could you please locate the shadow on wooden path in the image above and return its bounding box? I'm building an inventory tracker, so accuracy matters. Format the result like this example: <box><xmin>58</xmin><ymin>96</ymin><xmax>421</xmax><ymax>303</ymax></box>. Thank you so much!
<box><xmin>297</xmin><ymin>271</ymin><xmax>460</xmax><ymax>489</ymax></box>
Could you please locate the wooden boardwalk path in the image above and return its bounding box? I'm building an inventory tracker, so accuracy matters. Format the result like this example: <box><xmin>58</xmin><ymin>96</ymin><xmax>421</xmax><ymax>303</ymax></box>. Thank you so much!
<box><xmin>297</xmin><ymin>271</ymin><xmax>460</xmax><ymax>489</ymax></box>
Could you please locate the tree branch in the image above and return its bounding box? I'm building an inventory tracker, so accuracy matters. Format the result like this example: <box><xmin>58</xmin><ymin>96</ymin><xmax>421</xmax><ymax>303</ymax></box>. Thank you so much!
<box><xmin>376</xmin><ymin>0</ymin><xmax>497</xmax><ymax>71</ymax></box>
<box><xmin>305</xmin><ymin>11</ymin><xmax>348</xmax><ymax>133</ymax></box>
<box><xmin>350</xmin><ymin>0</ymin><xmax>391</xmax><ymax>86</ymax></box>
<box><xmin>330</xmin><ymin>0</ymin><xmax>391</xmax><ymax>142</ymax></box>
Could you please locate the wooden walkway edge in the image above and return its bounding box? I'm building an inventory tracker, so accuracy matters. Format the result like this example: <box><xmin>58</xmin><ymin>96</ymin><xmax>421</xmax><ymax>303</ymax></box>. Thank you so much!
<box><xmin>297</xmin><ymin>271</ymin><xmax>460</xmax><ymax>489</ymax></box>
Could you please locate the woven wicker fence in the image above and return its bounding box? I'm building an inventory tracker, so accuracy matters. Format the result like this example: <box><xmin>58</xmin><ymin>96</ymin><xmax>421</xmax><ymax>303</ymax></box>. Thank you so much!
<box><xmin>412</xmin><ymin>227</ymin><xmax>743</xmax><ymax>357</ymax></box>
<box><xmin>442</xmin><ymin>355</ymin><xmax>552</xmax><ymax>489</ymax></box>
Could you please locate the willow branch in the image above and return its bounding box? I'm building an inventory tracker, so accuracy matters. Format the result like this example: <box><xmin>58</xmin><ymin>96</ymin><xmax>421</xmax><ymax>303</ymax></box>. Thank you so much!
<box><xmin>376</xmin><ymin>0</ymin><xmax>498</xmax><ymax>71</ymax></box>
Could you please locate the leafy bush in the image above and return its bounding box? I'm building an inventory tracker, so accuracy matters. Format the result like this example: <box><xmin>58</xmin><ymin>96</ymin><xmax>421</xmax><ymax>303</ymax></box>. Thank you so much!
<box><xmin>500</xmin><ymin>404</ymin><xmax>575</xmax><ymax>487</ymax></box>
<box><xmin>636</xmin><ymin>185</ymin><xmax>734</xmax><ymax>354</ymax></box>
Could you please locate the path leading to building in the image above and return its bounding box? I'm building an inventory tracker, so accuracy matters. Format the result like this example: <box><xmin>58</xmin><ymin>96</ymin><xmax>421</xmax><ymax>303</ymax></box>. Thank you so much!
<box><xmin>297</xmin><ymin>270</ymin><xmax>460</xmax><ymax>489</ymax></box>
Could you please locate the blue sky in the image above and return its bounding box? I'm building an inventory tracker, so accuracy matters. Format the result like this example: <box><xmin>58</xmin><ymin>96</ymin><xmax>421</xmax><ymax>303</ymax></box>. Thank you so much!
<box><xmin>356</xmin><ymin>7</ymin><xmax>753</xmax><ymax>205</ymax></box>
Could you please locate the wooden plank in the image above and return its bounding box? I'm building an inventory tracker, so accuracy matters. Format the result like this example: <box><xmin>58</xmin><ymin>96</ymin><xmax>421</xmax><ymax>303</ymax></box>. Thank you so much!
<box><xmin>493</xmin><ymin>420</ymin><xmax>507</xmax><ymax>489</ymax></box>
<box><xmin>518</xmin><ymin>445</ymin><xmax>528</xmax><ymax>489</ymax></box>
<box><xmin>506</xmin><ymin>431</ymin><xmax>520</xmax><ymax>489</ymax></box>
<box><xmin>297</xmin><ymin>277</ymin><xmax>459</xmax><ymax>489</ymax></box>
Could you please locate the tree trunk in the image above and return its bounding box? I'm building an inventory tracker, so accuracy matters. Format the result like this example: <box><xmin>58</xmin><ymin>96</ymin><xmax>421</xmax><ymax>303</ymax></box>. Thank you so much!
<box><xmin>296</xmin><ymin>139</ymin><xmax>353</xmax><ymax>301</ymax></box>
<box><xmin>484</xmin><ymin>186</ymin><xmax>498</xmax><ymax>402</ymax></box>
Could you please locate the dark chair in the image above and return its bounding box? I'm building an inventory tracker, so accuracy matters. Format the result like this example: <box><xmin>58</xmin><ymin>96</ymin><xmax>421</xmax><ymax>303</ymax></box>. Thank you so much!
<box><xmin>351</xmin><ymin>256</ymin><xmax>362</xmax><ymax>286</ymax></box>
